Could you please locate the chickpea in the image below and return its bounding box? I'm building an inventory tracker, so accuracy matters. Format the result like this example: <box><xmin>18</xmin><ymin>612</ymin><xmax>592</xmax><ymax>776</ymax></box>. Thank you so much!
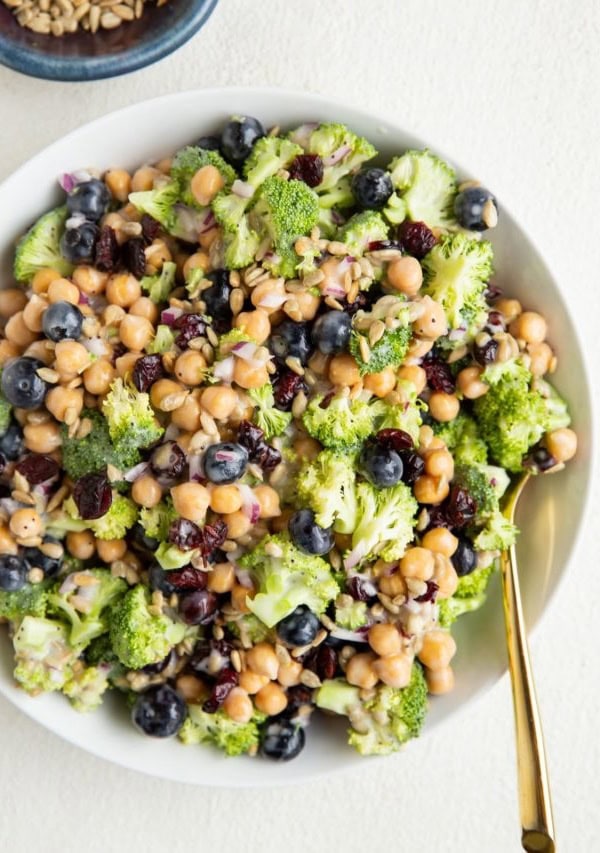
<box><xmin>199</xmin><ymin>227</ymin><xmax>219</xmax><ymax>250</ymax></box>
<box><xmin>424</xmin><ymin>448</ymin><xmax>454</xmax><ymax>479</ymax></box>
<box><xmin>119</xmin><ymin>314</ymin><xmax>154</xmax><ymax>352</ymax></box>
<box><xmin>47</xmin><ymin>278</ymin><xmax>80</xmax><ymax>305</ymax></box>
<box><xmin>545</xmin><ymin>427</ymin><xmax>577</xmax><ymax>463</ymax></box>
<box><xmin>495</xmin><ymin>297</ymin><xmax>522</xmax><ymax>324</ymax></box>
<box><xmin>66</xmin><ymin>530</ymin><xmax>95</xmax><ymax>560</ymax></box>
<box><xmin>170</xmin><ymin>482</ymin><xmax>210</xmax><ymax>523</ymax></box>
<box><xmin>171</xmin><ymin>394</ymin><xmax>202</xmax><ymax>431</ymax></box>
<box><xmin>368</xmin><ymin>623</ymin><xmax>403</xmax><ymax>657</ymax></box>
<box><xmin>406</xmin><ymin>337</ymin><xmax>434</xmax><ymax>361</ymax></box>
<box><xmin>456</xmin><ymin>365</ymin><xmax>489</xmax><ymax>400</ymax></box>
<box><xmin>183</xmin><ymin>251</ymin><xmax>210</xmax><ymax>278</ymax></box>
<box><xmin>234</xmin><ymin>309</ymin><xmax>271</xmax><ymax>344</ymax></box>
<box><xmin>527</xmin><ymin>341</ymin><xmax>554</xmax><ymax>377</ymax></box>
<box><xmin>0</xmin><ymin>288</ymin><xmax>27</xmax><ymax>317</ymax></box>
<box><xmin>270</xmin><ymin>507</ymin><xmax>293</xmax><ymax>534</ymax></box>
<box><xmin>9</xmin><ymin>509</ymin><xmax>43</xmax><ymax>539</ymax></box>
<box><xmin>131</xmin><ymin>165</ymin><xmax>161</xmax><ymax>192</ymax></box>
<box><xmin>418</xmin><ymin>629</ymin><xmax>457</xmax><ymax>670</ymax></box>
<box><xmin>45</xmin><ymin>386</ymin><xmax>84</xmax><ymax>422</ymax></box>
<box><xmin>223</xmin><ymin>686</ymin><xmax>254</xmax><ymax>723</ymax></box>
<box><xmin>231</xmin><ymin>582</ymin><xmax>253</xmax><ymax>613</ymax></box>
<box><xmin>32</xmin><ymin>267</ymin><xmax>61</xmax><ymax>294</ymax></box>
<box><xmin>387</xmin><ymin>256</ymin><xmax>423</xmax><ymax>296</ymax></box>
<box><xmin>239</xmin><ymin>669</ymin><xmax>270</xmax><ymax>694</ymax></box>
<box><xmin>308</xmin><ymin>350</ymin><xmax>330</xmax><ymax>377</ymax></box>
<box><xmin>329</xmin><ymin>352</ymin><xmax>361</xmax><ymax>386</ymax></box>
<box><xmin>250</xmin><ymin>279</ymin><xmax>286</xmax><ymax>314</ymax></box>
<box><xmin>150</xmin><ymin>378</ymin><xmax>189</xmax><ymax>412</ymax></box>
<box><xmin>0</xmin><ymin>340</ymin><xmax>22</xmax><ymax>365</ymax></box>
<box><xmin>145</xmin><ymin>239</ymin><xmax>172</xmax><ymax>275</ymax></box>
<box><xmin>83</xmin><ymin>359</ymin><xmax>115</xmax><ymax>395</ymax></box>
<box><xmin>253</xmin><ymin>484</ymin><xmax>281</xmax><ymax>519</ymax></box>
<box><xmin>413</xmin><ymin>296</ymin><xmax>447</xmax><ymax>340</ymax></box>
<box><xmin>190</xmin><ymin>165</ymin><xmax>225</xmax><ymax>207</ymax></box>
<box><xmin>277</xmin><ymin>660</ymin><xmax>303</xmax><ymax>687</ymax></box>
<box><xmin>209</xmin><ymin>485</ymin><xmax>241</xmax><ymax>515</ymax></box>
<box><xmin>115</xmin><ymin>352</ymin><xmax>141</xmax><ymax>379</ymax></box>
<box><xmin>129</xmin><ymin>296</ymin><xmax>159</xmax><ymax>324</ymax></box>
<box><xmin>131</xmin><ymin>475</ymin><xmax>162</xmax><ymax>508</ymax></box>
<box><xmin>73</xmin><ymin>266</ymin><xmax>107</xmax><ymax>296</ymax></box>
<box><xmin>510</xmin><ymin>311</ymin><xmax>547</xmax><ymax>344</ymax></box>
<box><xmin>23</xmin><ymin>421</ymin><xmax>61</xmax><ymax>454</ymax></box>
<box><xmin>373</xmin><ymin>653</ymin><xmax>412</xmax><ymax>688</ymax></box>
<box><xmin>106</xmin><ymin>274</ymin><xmax>141</xmax><ymax>308</ymax></box>
<box><xmin>104</xmin><ymin>169</ymin><xmax>131</xmax><ymax>202</ymax></box>
<box><xmin>175</xmin><ymin>674</ymin><xmax>207</xmax><ymax>705</ymax></box>
<box><xmin>200</xmin><ymin>385</ymin><xmax>238</xmax><ymax>420</ymax></box>
<box><xmin>23</xmin><ymin>340</ymin><xmax>53</xmax><ymax>365</ymax></box>
<box><xmin>293</xmin><ymin>435</ymin><xmax>321</xmax><ymax>461</ymax></box>
<box><xmin>223</xmin><ymin>510</ymin><xmax>253</xmax><ymax>539</ymax></box>
<box><xmin>428</xmin><ymin>391</ymin><xmax>460</xmax><ymax>422</ymax></box>
<box><xmin>233</xmin><ymin>359</ymin><xmax>269</xmax><ymax>389</ymax></box>
<box><xmin>426</xmin><ymin>665</ymin><xmax>455</xmax><ymax>695</ymax></box>
<box><xmin>400</xmin><ymin>547</ymin><xmax>435</xmax><ymax>581</ymax></box>
<box><xmin>345</xmin><ymin>651</ymin><xmax>379</xmax><ymax>689</ymax></box>
<box><xmin>420</xmin><ymin>527</ymin><xmax>458</xmax><ymax>557</ymax></box>
<box><xmin>379</xmin><ymin>571</ymin><xmax>407</xmax><ymax>598</ymax></box>
<box><xmin>413</xmin><ymin>474</ymin><xmax>450</xmax><ymax>505</ymax></box>
<box><xmin>364</xmin><ymin>366</ymin><xmax>397</xmax><ymax>398</ymax></box>
<box><xmin>255</xmin><ymin>682</ymin><xmax>288</xmax><ymax>716</ymax></box>
<box><xmin>96</xmin><ymin>539</ymin><xmax>128</xmax><ymax>563</ymax></box>
<box><xmin>433</xmin><ymin>553</ymin><xmax>459</xmax><ymax>599</ymax></box>
<box><xmin>0</xmin><ymin>525</ymin><xmax>17</xmax><ymax>555</ymax></box>
<box><xmin>155</xmin><ymin>157</ymin><xmax>172</xmax><ymax>175</ymax></box>
<box><xmin>293</xmin><ymin>289</ymin><xmax>320</xmax><ymax>321</ymax></box>
<box><xmin>207</xmin><ymin>562</ymin><xmax>236</xmax><ymax>594</ymax></box>
<box><xmin>397</xmin><ymin>364</ymin><xmax>427</xmax><ymax>395</ymax></box>
<box><xmin>246</xmin><ymin>643</ymin><xmax>279</xmax><ymax>680</ymax></box>
<box><xmin>173</xmin><ymin>350</ymin><xmax>207</xmax><ymax>386</ymax></box>
<box><xmin>5</xmin><ymin>312</ymin><xmax>38</xmax><ymax>347</ymax></box>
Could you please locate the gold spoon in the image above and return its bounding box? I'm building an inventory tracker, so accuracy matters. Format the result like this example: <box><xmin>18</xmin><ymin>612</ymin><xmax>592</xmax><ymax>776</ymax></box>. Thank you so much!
<box><xmin>501</xmin><ymin>472</ymin><xmax>556</xmax><ymax>852</ymax></box>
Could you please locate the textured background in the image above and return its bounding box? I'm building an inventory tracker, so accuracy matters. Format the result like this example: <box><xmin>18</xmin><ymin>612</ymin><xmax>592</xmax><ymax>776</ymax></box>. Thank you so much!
<box><xmin>0</xmin><ymin>2</ymin><xmax>598</xmax><ymax>851</ymax></box>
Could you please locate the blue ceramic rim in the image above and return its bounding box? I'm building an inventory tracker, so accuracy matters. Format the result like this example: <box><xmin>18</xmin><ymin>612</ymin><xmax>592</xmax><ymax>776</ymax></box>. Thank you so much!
<box><xmin>0</xmin><ymin>0</ymin><xmax>218</xmax><ymax>82</ymax></box>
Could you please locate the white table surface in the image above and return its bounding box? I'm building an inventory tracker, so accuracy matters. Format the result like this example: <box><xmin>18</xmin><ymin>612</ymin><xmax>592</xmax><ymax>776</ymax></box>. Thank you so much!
<box><xmin>1</xmin><ymin>2</ymin><xmax>598</xmax><ymax>851</ymax></box>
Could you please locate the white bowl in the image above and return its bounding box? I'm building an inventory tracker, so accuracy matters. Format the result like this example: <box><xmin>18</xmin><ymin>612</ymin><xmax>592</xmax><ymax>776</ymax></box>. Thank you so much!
<box><xmin>0</xmin><ymin>88</ymin><xmax>593</xmax><ymax>787</ymax></box>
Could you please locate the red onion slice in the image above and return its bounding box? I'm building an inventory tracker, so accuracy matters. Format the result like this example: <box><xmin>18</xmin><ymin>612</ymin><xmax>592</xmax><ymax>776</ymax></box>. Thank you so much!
<box><xmin>213</xmin><ymin>356</ymin><xmax>234</xmax><ymax>382</ymax></box>
<box><xmin>234</xmin><ymin>566</ymin><xmax>255</xmax><ymax>588</ymax></box>
<box><xmin>329</xmin><ymin>627</ymin><xmax>369</xmax><ymax>643</ymax></box>
<box><xmin>343</xmin><ymin>540</ymin><xmax>368</xmax><ymax>571</ymax></box>
<box><xmin>164</xmin><ymin>422</ymin><xmax>181</xmax><ymax>442</ymax></box>
<box><xmin>161</xmin><ymin>307</ymin><xmax>184</xmax><ymax>326</ymax></box>
<box><xmin>232</xmin><ymin>341</ymin><xmax>259</xmax><ymax>362</ymax></box>
<box><xmin>258</xmin><ymin>291</ymin><xmax>288</xmax><ymax>309</ymax></box>
<box><xmin>59</xmin><ymin>573</ymin><xmax>79</xmax><ymax>596</ymax></box>
<box><xmin>199</xmin><ymin>209</ymin><xmax>216</xmax><ymax>234</ymax></box>
<box><xmin>188</xmin><ymin>454</ymin><xmax>204</xmax><ymax>482</ymax></box>
<box><xmin>237</xmin><ymin>484</ymin><xmax>261</xmax><ymax>524</ymax></box>
<box><xmin>232</xmin><ymin>180</ymin><xmax>255</xmax><ymax>199</ymax></box>
<box><xmin>123</xmin><ymin>461</ymin><xmax>150</xmax><ymax>483</ymax></box>
<box><xmin>323</xmin><ymin>144</ymin><xmax>352</xmax><ymax>167</ymax></box>
<box><xmin>288</xmin><ymin>122</ymin><xmax>319</xmax><ymax>149</ymax></box>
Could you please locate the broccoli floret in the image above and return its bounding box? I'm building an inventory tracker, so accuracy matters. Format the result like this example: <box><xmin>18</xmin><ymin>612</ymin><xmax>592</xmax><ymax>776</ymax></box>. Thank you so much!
<box><xmin>48</xmin><ymin>568</ymin><xmax>127</xmax><ymax>647</ymax></box>
<box><xmin>243</xmin><ymin>136</ymin><xmax>303</xmax><ymax>188</ymax></box>
<box><xmin>315</xmin><ymin>664</ymin><xmax>428</xmax><ymax>756</ymax></box>
<box><xmin>223</xmin><ymin>215</ymin><xmax>262</xmax><ymax>270</ymax></box>
<box><xmin>84</xmin><ymin>633</ymin><xmax>119</xmax><ymax>667</ymax></box>
<box><xmin>225</xmin><ymin>614</ymin><xmax>273</xmax><ymax>645</ymax></box>
<box><xmin>337</xmin><ymin>211</ymin><xmax>389</xmax><ymax>257</ymax></box>
<box><xmin>421</xmin><ymin>234</ymin><xmax>493</xmax><ymax>335</ymax></box>
<box><xmin>453</xmin><ymin>464</ymin><xmax>498</xmax><ymax>518</ymax></box>
<box><xmin>536</xmin><ymin>379</ymin><xmax>571</xmax><ymax>431</ymax></box>
<box><xmin>171</xmin><ymin>146</ymin><xmax>237</xmax><ymax>207</ymax></box>
<box><xmin>347</xmin><ymin>481</ymin><xmax>418</xmax><ymax>566</ymax></box>
<box><xmin>63</xmin><ymin>663</ymin><xmax>111</xmax><ymax>712</ymax></box>
<box><xmin>102</xmin><ymin>378</ymin><xmax>164</xmax><ymax>453</ymax></box>
<box><xmin>247</xmin><ymin>383</ymin><xmax>292</xmax><ymax>439</ymax></box>
<box><xmin>212</xmin><ymin>189</ymin><xmax>251</xmax><ymax>232</ymax></box>
<box><xmin>304</xmin><ymin>122</ymin><xmax>377</xmax><ymax>191</ymax></box>
<box><xmin>239</xmin><ymin>534</ymin><xmax>339</xmax><ymax>627</ymax></box>
<box><xmin>139</xmin><ymin>499</ymin><xmax>177</xmax><ymax>541</ymax></box>
<box><xmin>437</xmin><ymin>566</ymin><xmax>494</xmax><ymax>627</ymax></box>
<box><xmin>433</xmin><ymin>412</ymin><xmax>487</xmax><ymax>466</ymax></box>
<box><xmin>453</xmin><ymin>464</ymin><xmax>518</xmax><ymax>551</ymax></box>
<box><xmin>473</xmin><ymin>513</ymin><xmax>518</xmax><ymax>551</ymax></box>
<box><xmin>146</xmin><ymin>324</ymin><xmax>176</xmax><ymax>354</ymax></box>
<box><xmin>129</xmin><ymin>181</ymin><xmax>180</xmax><ymax>232</ymax></box>
<box><xmin>13</xmin><ymin>206</ymin><xmax>74</xmax><ymax>282</ymax></box>
<box><xmin>179</xmin><ymin>705</ymin><xmax>266</xmax><ymax>756</ymax></box>
<box><xmin>334</xmin><ymin>596</ymin><xmax>368</xmax><ymax>630</ymax></box>
<box><xmin>61</xmin><ymin>408</ymin><xmax>140</xmax><ymax>481</ymax></box>
<box><xmin>0</xmin><ymin>581</ymin><xmax>51</xmax><ymax>622</ymax></box>
<box><xmin>349</xmin><ymin>297</ymin><xmax>412</xmax><ymax>374</ymax></box>
<box><xmin>140</xmin><ymin>260</ymin><xmax>177</xmax><ymax>304</ymax></box>
<box><xmin>0</xmin><ymin>376</ymin><xmax>12</xmax><ymax>435</ymax></box>
<box><xmin>387</xmin><ymin>150</ymin><xmax>457</xmax><ymax>229</ymax></box>
<box><xmin>302</xmin><ymin>394</ymin><xmax>375</xmax><ymax>452</ymax></box>
<box><xmin>13</xmin><ymin>616</ymin><xmax>79</xmax><ymax>694</ymax></box>
<box><xmin>185</xmin><ymin>267</ymin><xmax>206</xmax><ymax>297</ymax></box>
<box><xmin>154</xmin><ymin>541</ymin><xmax>197</xmax><ymax>570</ymax></box>
<box><xmin>109</xmin><ymin>585</ymin><xmax>186</xmax><ymax>670</ymax></box>
<box><xmin>296</xmin><ymin>450</ymin><xmax>358</xmax><ymax>533</ymax></box>
<box><xmin>58</xmin><ymin>494</ymin><xmax>138</xmax><ymax>542</ymax></box>
<box><xmin>316</xmin><ymin>176</ymin><xmax>354</xmax><ymax>211</ymax></box>
<box><xmin>371</xmin><ymin>380</ymin><xmax>424</xmax><ymax>445</ymax></box>
<box><xmin>382</xmin><ymin>191</ymin><xmax>407</xmax><ymax>225</ymax></box>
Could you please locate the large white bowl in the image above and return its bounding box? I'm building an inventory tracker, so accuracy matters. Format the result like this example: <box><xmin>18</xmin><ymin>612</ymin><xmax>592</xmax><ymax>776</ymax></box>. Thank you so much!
<box><xmin>0</xmin><ymin>88</ymin><xmax>593</xmax><ymax>787</ymax></box>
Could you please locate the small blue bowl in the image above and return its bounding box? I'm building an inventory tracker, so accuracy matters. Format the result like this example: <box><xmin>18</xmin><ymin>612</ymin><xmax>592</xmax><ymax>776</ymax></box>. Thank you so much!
<box><xmin>0</xmin><ymin>0</ymin><xmax>218</xmax><ymax>82</ymax></box>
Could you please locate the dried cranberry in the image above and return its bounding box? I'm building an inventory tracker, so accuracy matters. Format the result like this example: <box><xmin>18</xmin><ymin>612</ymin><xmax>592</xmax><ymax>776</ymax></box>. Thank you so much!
<box><xmin>198</xmin><ymin>519</ymin><xmax>228</xmax><ymax>558</ymax></box>
<box><xmin>188</xmin><ymin>639</ymin><xmax>233</xmax><ymax>675</ymax></box>
<box><xmin>179</xmin><ymin>588</ymin><xmax>218</xmax><ymax>626</ymax></box>
<box><xmin>110</xmin><ymin>342</ymin><xmax>127</xmax><ymax>366</ymax></box>
<box><xmin>367</xmin><ymin>239</ymin><xmax>403</xmax><ymax>252</ymax></box>
<box><xmin>273</xmin><ymin>371</ymin><xmax>307</xmax><ymax>411</ymax></box>
<box><xmin>173</xmin><ymin>313</ymin><xmax>207</xmax><ymax>349</ymax></box>
<box><xmin>426</xmin><ymin>505</ymin><xmax>449</xmax><ymax>529</ymax></box>
<box><xmin>473</xmin><ymin>338</ymin><xmax>498</xmax><ymax>366</ymax></box>
<box><xmin>15</xmin><ymin>453</ymin><xmax>59</xmax><ymax>485</ymax></box>
<box><xmin>414</xmin><ymin>580</ymin><xmax>439</xmax><ymax>603</ymax></box>
<box><xmin>486</xmin><ymin>311</ymin><xmax>505</xmax><ymax>333</ymax></box>
<box><xmin>376</xmin><ymin>428</ymin><xmax>414</xmax><ymax>452</ymax></box>
<box><xmin>523</xmin><ymin>446</ymin><xmax>557</xmax><ymax>473</ymax></box>
<box><xmin>202</xmin><ymin>668</ymin><xmax>239</xmax><ymax>713</ymax></box>
<box><xmin>485</xmin><ymin>284</ymin><xmax>503</xmax><ymax>302</ymax></box>
<box><xmin>73</xmin><ymin>472</ymin><xmax>112</xmax><ymax>520</ymax></box>
<box><xmin>237</xmin><ymin>420</ymin><xmax>265</xmax><ymax>455</ymax></box>
<box><xmin>167</xmin><ymin>566</ymin><xmax>208</xmax><ymax>590</ymax></box>
<box><xmin>422</xmin><ymin>352</ymin><xmax>455</xmax><ymax>393</ymax></box>
<box><xmin>168</xmin><ymin>518</ymin><xmax>203</xmax><ymax>551</ymax></box>
<box><xmin>94</xmin><ymin>226</ymin><xmax>119</xmax><ymax>272</ymax></box>
<box><xmin>346</xmin><ymin>576</ymin><xmax>375</xmax><ymax>602</ymax></box>
<box><xmin>397</xmin><ymin>220</ymin><xmax>437</xmax><ymax>259</ymax></box>
<box><xmin>132</xmin><ymin>354</ymin><xmax>165</xmax><ymax>392</ymax></box>
<box><xmin>444</xmin><ymin>485</ymin><xmax>477</xmax><ymax>528</ymax></box>
<box><xmin>340</xmin><ymin>290</ymin><xmax>369</xmax><ymax>316</ymax></box>
<box><xmin>288</xmin><ymin>154</ymin><xmax>324</xmax><ymax>188</ymax></box>
<box><xmin>141</xmin><ymin>214</ymin><xmax>161</xmax><ymax>244</ymax></box>
<box><xmin>304</xmin><ymin>645</ymin><xmax>337</xmax><ymax>680</ymax></box>
<box><xmin>400</xmin><ymin>450</ymin><xmax>425</xmax><ymax>485</ymax></box>
<box><xmin>122</xmin><ymin>237</ymin><xmax>146</xmax><ymax>279</ymax></box>
<box><xmin>141</xmin><ymin>649</ymin><xmax>176</xmax><ymax>675</ymax></box>
<box><xmin>255</xmin><ymin>444</ymin><xmax>282</xmax><ymax>471</ymax></box>
<box><xmin>285</xmin><ymin>685</ymin><xmax>314</xmax><ymax>713</ymax></box>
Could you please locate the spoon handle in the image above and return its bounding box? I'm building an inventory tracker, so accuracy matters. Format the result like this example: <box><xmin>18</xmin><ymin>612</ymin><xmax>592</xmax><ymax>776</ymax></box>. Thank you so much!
<box><xmin>500</xmin><ymin>544</ymin><xmax>556</xmax><ymax>853</ymax></box>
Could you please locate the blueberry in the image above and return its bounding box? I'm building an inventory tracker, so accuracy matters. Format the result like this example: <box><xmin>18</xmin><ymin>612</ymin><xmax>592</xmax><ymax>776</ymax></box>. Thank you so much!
<box><xmin>277</xmin><ymin>604</ymin><xmax>321</xmax><ymax>647</ymax></box>
<box><xmin>23</xmin><ymin>540</ymin><xmax>62</xmax><ymax>579</ymax></box>
<box><xmin>0</xmin><ymin>554</ymin><xmax>27</xmax><ymax>591</ymax></box>
<box><xmin>312</xmin><ymin>311</ymin><xmax>352</xmax><ymax>355</ymax></box>
<box><xmin>220</xmin><ymin>116</ymin><xmax>265</xmax><ymax>166</ymax></box>
<box><xmin>260</xmin><ymin>719</ymin><xmax>305</xmax><ymax>761</ymax></box>
<box><xmin>454</xmin><ymin>187</ymin><xmax>498</xmax><ymax>231</ymax></box>
<box><xmin>202</xmin><ymin>270</ymin><xmax>232</xmax><ymax>332</ymax></box>
<box><xmin>0</xmin><ymin>420</ymin><xmax>24</xmax><ymax>460</ymax></box>
<box><xmin>351</xmin><ymin>168</ymin><xmax>393</xmax><ymax>210</ymax></box>
<box><xmin>270</xmin><ymin>320</ymin><xmax>312</xmax><ymax>365</ymax></box>
<box><xmin>42</xmin><ymin>300</ymin><xmax>83</xmax><ymax>342</ymax></box>
<box><xmin>60</xmin><ymin>222</ymin><xmax>98</xmax><ymax>264</ymax></box>
<box><xmin>288</xmin><ymin>508</ymin><xmax>334</xmax><ymax>556</ymax></box>
<box><xmin>130</xmin><ymin>523</ymin><xmax>159</xmax><ymax>554</ymax></box>
<box><xmin>1</xmin><ymin>357</ymin><xmax>48</xmax><ymax>409</ymax></box>
<box><xmin>359</xmin><ymin>443</ymin><xmax>404</xmax><ymax>488</ymax></box>
<box><xmin>148</xmin><ymin>563</ymin><xmax>176</xmax><ymax>594</ymax></box>
<box><xmin>66</xmin><ymin>179</ymin><xmax>111</xmax><ymax>222</ymax></box>
<box><xmin>195</xmin><ymin>135</ymin><xmax>221</xmax><ymax>151</ymax></box>
<box><xmin>131</xmin><ymin>685</ymin><xmax>187</xmax><ymax>738</ymax></box>
<box><xmin>451</xmin><ymin>538</ymin><xmax>477</xmax><ymax>576</ymax></box>
<box><xmin>203</xmin><ymin>442</ymin><xmax>248</xmax><ymax>484</ymax></box>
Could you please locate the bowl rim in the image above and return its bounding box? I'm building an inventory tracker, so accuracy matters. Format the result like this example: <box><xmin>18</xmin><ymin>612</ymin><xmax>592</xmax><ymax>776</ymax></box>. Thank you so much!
<box><xmin>0</xmin><ymin>86</ymin><xmax>595</xmax><ymax>786</ymax></box>
<box><xmin>0</xmin><ymin>0</ymin><xmax>219</xmax><ymax>82</ymax></box>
